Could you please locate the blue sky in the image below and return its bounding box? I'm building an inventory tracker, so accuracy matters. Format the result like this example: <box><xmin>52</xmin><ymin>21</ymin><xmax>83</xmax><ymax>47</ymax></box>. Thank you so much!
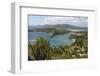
<box><xmin>28</xmin><ymin>15</ymin><xmax>88</xmax><ymax>27</ymax></box>
<box><xmin>29</xmin><ymin>15</ymin><xmax>46</xmax><ymax>26</ymax></box>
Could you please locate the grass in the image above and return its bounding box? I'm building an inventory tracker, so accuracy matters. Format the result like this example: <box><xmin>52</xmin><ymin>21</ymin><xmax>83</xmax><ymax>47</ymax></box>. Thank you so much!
<box><xmin>28</xmin><ymin>32</ymin><xmax>88</xmax><ymax>61</ymax></box>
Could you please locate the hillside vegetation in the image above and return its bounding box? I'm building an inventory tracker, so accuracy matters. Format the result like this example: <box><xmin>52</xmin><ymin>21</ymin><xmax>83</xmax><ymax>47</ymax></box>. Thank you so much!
<box><xmin>28</xmin><ymin>32</ymin><xmax>88</xmax><ymax>60</ymax></box>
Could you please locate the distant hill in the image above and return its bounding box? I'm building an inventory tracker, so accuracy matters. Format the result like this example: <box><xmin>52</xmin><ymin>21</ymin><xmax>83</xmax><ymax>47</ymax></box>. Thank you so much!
<box><xmin>44</xmin><ymin>24</ymin><xmax>87</xmax><ymax>30</ymax></box>
<box><xmin>28</xmin><ymin>24</ymin><xmax>88</xmax><ymax>32</ymax></box>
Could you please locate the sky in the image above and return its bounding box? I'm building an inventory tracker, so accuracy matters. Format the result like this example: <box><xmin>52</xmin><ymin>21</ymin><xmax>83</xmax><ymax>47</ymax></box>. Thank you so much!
<box><xmin>28</xmin><ymin>15</ymin><xmax>88</xmax><ymax>27</ymax></box>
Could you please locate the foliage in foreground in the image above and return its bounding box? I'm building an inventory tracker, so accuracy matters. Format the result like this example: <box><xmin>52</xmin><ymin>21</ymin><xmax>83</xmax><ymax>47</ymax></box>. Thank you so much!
<box><xmin>28</xmin><ymin>32</ymin><xmax>88</xmax><ymax>60</ymax></box>
<box><xmin>28</xmin><ymin>37</ymin><xmax>51</xmax><ymax>60</ymax></box>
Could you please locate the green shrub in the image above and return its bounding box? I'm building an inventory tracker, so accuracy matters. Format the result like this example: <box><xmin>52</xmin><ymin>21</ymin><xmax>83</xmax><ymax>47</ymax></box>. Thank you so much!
<box><xmin>29</xmin><ymin>37</ymin><xmax>51</xmax><ymax>60</ymax></box>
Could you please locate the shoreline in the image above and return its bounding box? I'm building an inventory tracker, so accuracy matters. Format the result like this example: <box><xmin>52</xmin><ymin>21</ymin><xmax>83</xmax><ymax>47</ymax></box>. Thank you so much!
<box><xmin>67</xmin><ymin>39</ymin><xmax>76</xmax><ymax>46</ymax></box>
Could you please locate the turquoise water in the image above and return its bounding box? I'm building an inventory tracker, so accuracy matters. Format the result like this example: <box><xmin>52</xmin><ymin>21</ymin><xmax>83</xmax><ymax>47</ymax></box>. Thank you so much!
<box><xmin>28</xmin><ymin>32</ymin><xmax>72</xmax><ymax>47</ymax></box>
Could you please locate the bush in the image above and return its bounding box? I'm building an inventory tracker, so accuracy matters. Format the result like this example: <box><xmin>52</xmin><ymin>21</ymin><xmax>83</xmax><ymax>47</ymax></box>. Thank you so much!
<box><xmin>29</xmin><ymin>37</ymin><xmax>51</xmax><ymax>60</ymax></box>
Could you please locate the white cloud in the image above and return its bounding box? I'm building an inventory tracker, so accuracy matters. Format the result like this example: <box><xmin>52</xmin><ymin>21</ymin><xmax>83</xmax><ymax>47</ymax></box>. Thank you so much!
<box><xmin>43</xmin><ymin>16</ymin><xmax>88</xmax><ymax>27</ymax></box>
